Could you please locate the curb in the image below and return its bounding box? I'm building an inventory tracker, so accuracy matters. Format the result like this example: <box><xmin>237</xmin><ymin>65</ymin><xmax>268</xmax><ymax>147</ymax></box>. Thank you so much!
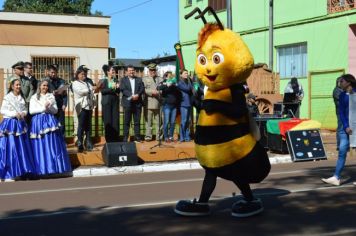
<box><xmin>72</xmin><ymin>154</ymin><xmax>292</xmax><ymax>178</ymax></box>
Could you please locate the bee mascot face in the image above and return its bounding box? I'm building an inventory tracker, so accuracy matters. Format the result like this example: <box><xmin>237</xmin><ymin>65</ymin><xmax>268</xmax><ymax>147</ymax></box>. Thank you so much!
<box><xmin>174</xmin><ymin>7</ymin><xmax>271</xmax><ymax>218</ymax></box>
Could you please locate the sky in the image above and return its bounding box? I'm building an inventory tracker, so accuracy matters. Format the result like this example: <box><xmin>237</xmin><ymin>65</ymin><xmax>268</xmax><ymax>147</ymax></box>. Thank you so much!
<box><xmin>0</xmin><ymin>0</ymin><xmax>179</xmax><ymax>59</ymax></box>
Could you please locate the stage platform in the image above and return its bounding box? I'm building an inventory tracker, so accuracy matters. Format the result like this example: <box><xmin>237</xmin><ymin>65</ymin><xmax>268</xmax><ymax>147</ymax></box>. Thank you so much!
<box><xmin>68</xmin><ymin>140</ymin><xmax>196</xmax><ymax>167</ymax></box>
<box><xmin>68</xmin><ymin>130</ymin><xmax>339</xmax><ymax>167</ymax></box>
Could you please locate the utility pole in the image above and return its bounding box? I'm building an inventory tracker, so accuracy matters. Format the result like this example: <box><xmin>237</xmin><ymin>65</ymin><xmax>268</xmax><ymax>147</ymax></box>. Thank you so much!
<box><xmin>226</xmin><ymin>0</ymin><xmax>232</xmax><ymax>29</ymax></box>
<box><xmin>269</xmin><ymin>0</ymin><xmax>274</xmax><ymax>71</ymax></box>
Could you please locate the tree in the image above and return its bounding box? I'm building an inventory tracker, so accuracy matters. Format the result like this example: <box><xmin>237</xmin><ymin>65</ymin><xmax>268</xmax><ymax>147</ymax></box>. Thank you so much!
<box><xmin>2</xmin><ymin>0</ymin><xmax>101</xmax><ymax>16</ymax></box>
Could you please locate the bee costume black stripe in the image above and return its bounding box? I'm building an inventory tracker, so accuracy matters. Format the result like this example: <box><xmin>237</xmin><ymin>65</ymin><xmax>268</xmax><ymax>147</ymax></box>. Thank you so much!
<box><xmin>175</xmin><ymin>7</ymin><xmax>271</xmax><ymax>218</ymax></box>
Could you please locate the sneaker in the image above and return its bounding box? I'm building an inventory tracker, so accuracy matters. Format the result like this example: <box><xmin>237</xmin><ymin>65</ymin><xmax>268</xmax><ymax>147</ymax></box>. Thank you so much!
<box><xmin>321</xmin><ymin>176</ymin><xmax>340</xmax><ymax>186</ymax></box>
<box><xmin>144</xmin><ymin>136</ymin><xmax>152</xmax><ymax>141</ymax></box>
<box><xmin>174</xmin><ymin>199</ymin><xmax>210</xmax><ymax>216</ymax></box>
<box><xmin>231</xmin><ymin>199</ymin><xmax>264</xmax><ymax>218</ymax></box>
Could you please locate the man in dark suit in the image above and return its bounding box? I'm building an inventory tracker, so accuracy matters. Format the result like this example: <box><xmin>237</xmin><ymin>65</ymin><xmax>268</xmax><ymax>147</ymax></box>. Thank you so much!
<box><xmin>120</xmin><ymin>65</ymin><xmax>145</xmax><ymax>142</ymax></box>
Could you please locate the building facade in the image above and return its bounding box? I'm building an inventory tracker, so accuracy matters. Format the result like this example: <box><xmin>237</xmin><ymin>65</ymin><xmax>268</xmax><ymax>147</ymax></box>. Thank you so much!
<box><xmin>0</xmin><ymin>12</ymin><xmax>110</xmax><ymax>82</ymax></box>
<box><xmin>179</xmin><ymin>0</ymin><xmax>356</xmax><ymax>129</ymax></box>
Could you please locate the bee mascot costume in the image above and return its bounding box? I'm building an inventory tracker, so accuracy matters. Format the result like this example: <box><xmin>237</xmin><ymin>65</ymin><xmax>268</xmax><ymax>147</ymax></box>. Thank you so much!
<box><xmin>175</xmin><ymin>7</ymin><xmax>271</xmax><ymax>218</ymax></box>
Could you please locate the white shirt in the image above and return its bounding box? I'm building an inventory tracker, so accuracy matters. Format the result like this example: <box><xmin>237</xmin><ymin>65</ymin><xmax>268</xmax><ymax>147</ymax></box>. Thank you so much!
<box><xmin>129</xmin><ymin>77</ymin><xmax>135</xmax><ymax>95</ymax></box>
<box><xmin>0</xmin><ymin>92</ymin><xmax>27</xmax><ymax>118</ymax></box>
<box><xmin>29</xmin><ymin>93</ymin><xmax>58</xmax><ymax>115</ymax></box>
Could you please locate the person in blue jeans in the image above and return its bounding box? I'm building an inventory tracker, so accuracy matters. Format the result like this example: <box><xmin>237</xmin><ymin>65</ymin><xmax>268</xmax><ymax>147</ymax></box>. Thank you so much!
<box><xmin>158</xmin><ymin>71</ymin><xmax>182</xmax><ymax>142</ymax></box>
<box><xmin>177</xmin><ymin>69</ymin><xmax>194</xmax><ymax>142</ymax></box>
<box><xmin>322</xmin><ymin>74</ymin><xmax>356</xmax><ymax>186</ymax></box>
<box><xmin>333</xmin><ymin>76</ymin><xmax>343</xmax><ymax>149</ymax></box>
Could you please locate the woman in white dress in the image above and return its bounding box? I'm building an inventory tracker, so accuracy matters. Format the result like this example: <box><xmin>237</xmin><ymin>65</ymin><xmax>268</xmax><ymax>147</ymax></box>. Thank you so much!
<box><xmin>29</xmin><ymin>79</ymin><xmax>72</xmax><ymax>176</ymax></box>
<box><xmin>0</xmin><ymin>78</ymin><xmax>36</xmax><ymax>180</ymax></box>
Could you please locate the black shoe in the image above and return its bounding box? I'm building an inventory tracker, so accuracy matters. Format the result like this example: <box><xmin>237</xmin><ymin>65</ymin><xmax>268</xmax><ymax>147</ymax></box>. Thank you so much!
<box><xmin>78</xmin><ymin>144</ymin><xmax>84</xmax><ymax>152</ymax></box>
<box><xmin>174</xmin><ymin>199</ymin><xmax>210</xmax><ymax>216</ymax></box>
<box><xmin>134</xmin><ymin>137</ymin><xmax>142</xmax><ymax>143</ymax></box>
<box><xmin>231</xmin><ymin>199</ymin><xmax>263</xmax><ymax>218</ymax></box>
<box><xmin>77</xmin><ymin>142</ymin><xmax>84</xmax><ymax>153</ymax></box>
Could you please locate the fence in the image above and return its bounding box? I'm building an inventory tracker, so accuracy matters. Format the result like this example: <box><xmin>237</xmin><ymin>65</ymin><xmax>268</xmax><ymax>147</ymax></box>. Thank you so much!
<box><xmin>0</xmin><ymin>68</ymin><xmax>187</xmax><ymax>143</ymax></box>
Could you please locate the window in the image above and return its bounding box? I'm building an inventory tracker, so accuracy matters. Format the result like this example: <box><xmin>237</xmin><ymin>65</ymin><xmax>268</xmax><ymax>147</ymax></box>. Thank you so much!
<box><xmin>31</xmin><ymin>56</ymin><xmax>78</xmax><ymax>82</ymax></box>
<box><xmin>277</xmin><ymin>43</ymin><xmax>307</xmax><ymax>79</ymax></box>
<box><xmin>186</xmin><ymin>0</ymin><xmax>192</xmax><ymax>6</ymax></box>
<box><xmin>208</xmin><ymin>0</ymin><xmax>226</xmax><ymax>11</ymax></box>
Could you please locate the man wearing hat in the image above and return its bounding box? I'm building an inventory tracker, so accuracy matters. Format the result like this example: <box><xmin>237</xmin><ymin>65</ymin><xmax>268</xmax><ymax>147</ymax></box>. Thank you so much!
<box><xmin>142</xmin><ymin>63</ymin><xmax>163</xmax><ymax>141</ymax></box>
<box><xmin>6</xmin><ymin>61</ymin><xmax>36</xmax><ymax>112</ymax></box>
<box><xmin>45</xmin><ymin>64</ymin><xmax>68</xmax><ymax>135</ymax></box>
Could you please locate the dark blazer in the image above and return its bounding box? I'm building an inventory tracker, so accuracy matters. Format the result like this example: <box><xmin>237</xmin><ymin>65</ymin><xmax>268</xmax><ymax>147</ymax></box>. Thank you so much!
<box><xmin>120</xmin><ymin>76</ymin><xmax>145</xmax><ymax>108</ymax></box>
<box><xmin>100</xmin><ymin>77</ymin><xmax>120</xmax><ymax>106</ymax></box>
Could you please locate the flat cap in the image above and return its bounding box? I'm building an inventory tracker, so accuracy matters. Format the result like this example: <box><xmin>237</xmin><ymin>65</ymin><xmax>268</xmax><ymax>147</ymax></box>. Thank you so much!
<box><xmin>147</xmin><ymin>63</ymin><xmax>157</xmax><ymax>70</ymax></box>
<box><xmin>12</xmin><ymin>61</ymin><xmax>24</xmax><ymax>69</ymax></box>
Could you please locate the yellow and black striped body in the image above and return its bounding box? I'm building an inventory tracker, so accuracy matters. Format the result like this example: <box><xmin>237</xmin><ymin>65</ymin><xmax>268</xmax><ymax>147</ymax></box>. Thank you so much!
<box><xmin>195</xmin><ymin>85</ymin><xmax>256</xmax><ymax>168</ymax></box>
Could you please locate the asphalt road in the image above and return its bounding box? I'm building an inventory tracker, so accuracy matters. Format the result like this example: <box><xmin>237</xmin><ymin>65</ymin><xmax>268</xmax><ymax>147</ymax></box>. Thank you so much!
<box><xmin>0</xmin><ymin>159</ymin><xmax>355</xmax><ymax>236</ymax></box>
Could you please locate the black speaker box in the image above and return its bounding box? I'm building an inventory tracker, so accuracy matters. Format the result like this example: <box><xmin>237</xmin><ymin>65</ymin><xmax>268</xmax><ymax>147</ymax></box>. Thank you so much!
<box><xmin>102</xmin><ymin>142</ymin><xmax>138</xmax><ymax>167</ymax></box>
<box><xmin>286</xmin><ymin>129</ymin><xmax>327</xmax><ymax>162</ymax></box>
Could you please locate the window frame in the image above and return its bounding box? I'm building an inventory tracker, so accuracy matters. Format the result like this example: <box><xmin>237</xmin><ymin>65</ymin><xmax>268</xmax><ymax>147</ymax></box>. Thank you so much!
<box><xmin>276</xmin><ymin>43</ymin><xmax>308</xmax><ymax>79</ymax></box>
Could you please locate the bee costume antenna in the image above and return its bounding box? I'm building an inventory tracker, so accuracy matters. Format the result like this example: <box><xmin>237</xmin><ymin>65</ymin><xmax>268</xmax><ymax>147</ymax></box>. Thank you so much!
<box><xmin>184</xmin><ymin>7</ymin><xmax>224</xmax><ymax>30</ymax></box>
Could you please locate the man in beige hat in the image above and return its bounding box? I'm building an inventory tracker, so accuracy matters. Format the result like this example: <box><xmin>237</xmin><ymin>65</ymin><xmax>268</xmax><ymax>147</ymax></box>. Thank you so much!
<box><xmin>142</xmin><ymin>63</ymin><xmax>163</xmax><ymax>141</ymax></box>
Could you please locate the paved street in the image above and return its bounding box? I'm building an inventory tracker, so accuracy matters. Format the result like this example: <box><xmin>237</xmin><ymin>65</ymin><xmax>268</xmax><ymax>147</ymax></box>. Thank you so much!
<box><xmin>0</xmin><ymin>158</ymin><xmax>355</xmax><ymax>236</ymax></box>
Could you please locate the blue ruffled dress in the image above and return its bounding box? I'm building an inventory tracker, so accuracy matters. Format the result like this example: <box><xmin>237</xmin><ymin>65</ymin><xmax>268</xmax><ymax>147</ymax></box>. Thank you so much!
<box><xmin>0</xmin><ymin>118</ymin><xmax>36</xmax><ymax>180</ymax></box>
<box><xmin>30</xmin><ymin>113</ymin><xmax>72</xmax><ymax>175</ymax></box>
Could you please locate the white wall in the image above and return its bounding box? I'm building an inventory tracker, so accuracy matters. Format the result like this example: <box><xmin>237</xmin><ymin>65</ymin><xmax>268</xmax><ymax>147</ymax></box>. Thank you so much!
<box><xmin>0</xmin><ymin>45</ymin><xmax>108</xmax><ymax>71</ymax></box>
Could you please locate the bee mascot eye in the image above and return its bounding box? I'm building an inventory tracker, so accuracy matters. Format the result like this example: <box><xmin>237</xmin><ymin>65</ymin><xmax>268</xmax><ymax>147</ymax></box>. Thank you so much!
<box><xmin>198</xmin><ymin>54</ymin><xmax>207</xmax><ymax>65</ymax></box>
<box><xmin>175</xmin><ymin>6</ymin><xmax>271</xmax><ymax>218</ymax></box>
<box><xmin>212</xmin><ymin>52</ymin><xmax>224</xmax><ymax>64</ymax></box>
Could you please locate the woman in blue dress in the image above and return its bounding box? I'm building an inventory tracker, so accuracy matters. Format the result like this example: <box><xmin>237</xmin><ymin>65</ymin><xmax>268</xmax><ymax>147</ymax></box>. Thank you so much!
<box><xmin>29</xmin><ymin>79</ymin><xmax>72</xmax><ymax>176</ymax></box>
<box><xmin>0</xmin><ymin>78</ymin><xmax>36</xmax><ymax>181</ymax></box>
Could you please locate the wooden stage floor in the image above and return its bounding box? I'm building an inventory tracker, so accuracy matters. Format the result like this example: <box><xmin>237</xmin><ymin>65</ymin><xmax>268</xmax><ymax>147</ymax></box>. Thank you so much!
<box><xmin>68</xmin><ymin>140</ymin><xmax>196</xmax><ymax>167</ymax></box>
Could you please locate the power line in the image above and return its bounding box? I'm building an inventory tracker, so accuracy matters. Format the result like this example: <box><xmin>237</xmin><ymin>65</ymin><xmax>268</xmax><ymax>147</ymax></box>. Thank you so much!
<box><xmin>108</xmin><ymin>0</ymin><xmax>153</xmax><ymax>16</ymax></box>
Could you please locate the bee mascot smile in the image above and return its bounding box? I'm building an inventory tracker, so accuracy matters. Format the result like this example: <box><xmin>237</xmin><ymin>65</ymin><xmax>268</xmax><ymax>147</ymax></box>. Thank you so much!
<box><xmin>174</xmin><ymin>7</ymin><xmax>271</xmax><ymax>218</ymax></box>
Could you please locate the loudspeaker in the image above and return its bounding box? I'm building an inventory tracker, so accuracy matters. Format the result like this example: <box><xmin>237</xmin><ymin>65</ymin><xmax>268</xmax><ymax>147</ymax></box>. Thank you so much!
<box><xmin>102</xmin><ymin>142</ymin><xmax>138</xmax><ymax>167</ymax></box>
<box><xmin>286</xmin><ymin>129</ymin><xmax>327</xmax><ymax>162</ymax></box>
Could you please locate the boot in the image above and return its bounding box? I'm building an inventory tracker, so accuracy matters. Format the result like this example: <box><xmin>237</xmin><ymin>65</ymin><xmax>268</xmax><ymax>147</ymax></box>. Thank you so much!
<box><xmin>85</xmin><ymin>131</ymin><xmax>93</xmax><ymax>151</ymax></box>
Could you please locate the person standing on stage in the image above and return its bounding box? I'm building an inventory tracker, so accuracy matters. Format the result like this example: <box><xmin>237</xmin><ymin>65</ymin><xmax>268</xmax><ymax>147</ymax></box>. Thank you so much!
<box><xmin>45</xmin><ymin>64</ymin><xmax>67</xmax><ymax>135</ymax></box>
<box><xmin>24</xmin><ymin>62</ymin><xmax>38</xmax><ymax>92</ymax></box>
<box><xmin>100</xmin><ymin>64</ymin><xmax>121</xmax><ymax>142</ymax></box>
<box><xmin>158</xmin><ymin>71</ymin><xmax>181</xmax><ymax>142</ymax></box>
<box><xmin>0</xmin><ymin>78</ymin><xmax>36</xmax><ymax>181</ymax></box>
<box><xmin>322</xmin><ymin>74</ymin><xmax>356</xmax><ymax>186</ymax></box>
<box><xmin>71</xmin><ymin>67</ymin><xmax>96</xmax><ymax>152</ymax></box>
<box><xmin>29</xmin><ymin>79</ymin><xmax>72</xmax><ymax>176</ymax></box>
<box><xmin>177</xmin><ymin>69</ymin><xmax>194</xmax><ymax>142</ymax></box>
<box><xmin>120</xmin><ymin>65</ymin><xmax>145</xmax><ymax>142</ymax></box>
<box><xmin>142</xmin><ymin>63</ymin><xmax>162</xmax><ymax>141</ymax></box>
